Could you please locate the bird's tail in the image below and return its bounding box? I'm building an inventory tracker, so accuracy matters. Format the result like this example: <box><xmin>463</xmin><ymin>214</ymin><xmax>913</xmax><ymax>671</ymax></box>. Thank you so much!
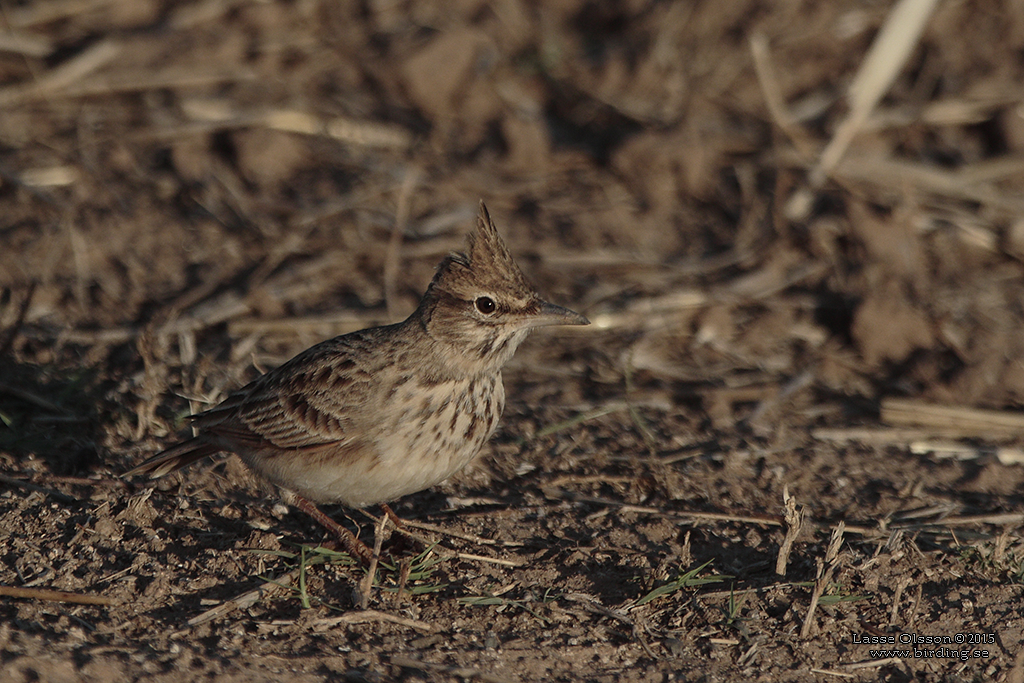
<box><xmin>122</xmin><ymin>439</ymin><xmax>220</xmax><ymax>479</ymax></box>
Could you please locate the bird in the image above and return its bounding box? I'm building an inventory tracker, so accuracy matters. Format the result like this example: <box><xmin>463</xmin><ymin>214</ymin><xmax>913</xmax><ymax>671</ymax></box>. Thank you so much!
<box><xmin>124</xmin><ymin>201</ymin><xmax>589</xmax><ymax>561</ymax></box>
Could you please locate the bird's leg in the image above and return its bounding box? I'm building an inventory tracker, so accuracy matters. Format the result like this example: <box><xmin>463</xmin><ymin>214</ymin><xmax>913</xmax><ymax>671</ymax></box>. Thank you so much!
<box><xmin>378</xmin><ymin>503</ymin><xmax>434</xmax><ymax>557</ymax></box>
<box><xmin>380</xmin><ymin>503</ymin><xmax>406</xmax><ymax>530</ymax></box>
<box><xmin>290</xmin><ymin>494</ymin><xmax>373</xmax><ymax>565</ymax></box>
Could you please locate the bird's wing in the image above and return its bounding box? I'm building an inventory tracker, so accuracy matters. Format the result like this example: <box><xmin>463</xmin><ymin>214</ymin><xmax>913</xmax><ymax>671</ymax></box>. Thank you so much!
<box><xmin>195</xmin><ymin>336</ymin><xmax>380</xmax><ymax>451</ymax></box>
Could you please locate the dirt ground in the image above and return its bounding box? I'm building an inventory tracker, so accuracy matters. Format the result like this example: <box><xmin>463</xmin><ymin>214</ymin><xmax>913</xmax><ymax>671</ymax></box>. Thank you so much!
<box><xmin>2</xmin><ymin>0</ymin><xmax>1024</xmax><ymax>681</ymax></box>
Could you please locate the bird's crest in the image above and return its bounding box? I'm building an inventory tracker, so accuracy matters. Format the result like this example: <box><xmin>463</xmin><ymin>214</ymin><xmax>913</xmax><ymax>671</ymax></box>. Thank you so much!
<box><xmin>428</xmin><ymin>202</ymin><xmax>535</xmax><ymax>300</ymax></box>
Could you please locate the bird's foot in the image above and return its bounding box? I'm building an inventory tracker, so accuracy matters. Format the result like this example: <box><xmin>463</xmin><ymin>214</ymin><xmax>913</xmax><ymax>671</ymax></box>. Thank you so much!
<box><xmin>290</xmin><ymin>494</ymin><xmax>374</xmax><ymax>565</ymax></box>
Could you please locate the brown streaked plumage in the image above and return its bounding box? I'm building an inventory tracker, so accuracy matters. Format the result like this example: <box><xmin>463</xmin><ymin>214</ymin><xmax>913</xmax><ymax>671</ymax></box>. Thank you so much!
<box><xmin>124</xmin><ymin>201</ymin><xmax>589</xmax><ymax>558</ymax></box>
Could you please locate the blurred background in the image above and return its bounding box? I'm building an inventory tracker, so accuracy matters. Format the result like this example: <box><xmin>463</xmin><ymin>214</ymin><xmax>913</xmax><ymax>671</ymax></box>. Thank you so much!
<box><xmin>1</xmin><ymin>0</ymin><xmax>1023</xmax><ymax>679</ymax></box>
<box><xmin>2</xmin><ymin>0</ymin><xmax>1023</xmax><ymax>423</ymax></box>
<box><xmin>3</xmin><ymin>0</ymin><xmax>1024</xmax><ymax>410</ymax></box>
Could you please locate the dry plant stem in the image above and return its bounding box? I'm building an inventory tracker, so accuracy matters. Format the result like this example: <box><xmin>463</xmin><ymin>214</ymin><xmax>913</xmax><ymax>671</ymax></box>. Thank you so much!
<box><xmin>0</xmin><ymin>585</ymin><xmax>115</xmax><ymax>606</ymax></box>
<box><xmin>776</xmin><ymin>487</ymin><xmax>803</xmax><ymax>576</ymax></box>
<box><xmin>187</xmin><ymin>569</ymin><xmax>298</xmax><ymax>628</ymax></box>
<box><xmin>367</xmin><ymin>510</ymin><xmax>524</xmax><ymax>547</ymax></box>
<box><xmin>450</xmin><ymin>552</ymin><xmax>522</xmax><ymax>568</ymax></box>
<box><xmin>748</xmin><ymin>32</ymin><xmax>815</xmax><ymax>159</ymax></box>
<box><xmin>909</xmin><ymin>441</ymin><xmax>1024</xmax><ymax>465</ymax></box>
<box><xmin>814</xmin><ymin>426</ymin><xmax>1005</xmax><ymax>443</ymax></box>
<box><xmin>0</xmin><ymin>32</ymin><xmax>51</xmax><ymax>58</ymax></box>
<box><xmin>251</xmin><ymin>108</ymin><xmax>412</xmax><ymax>149</ymax></box>
<box><xmin>809</xmin><ymin>669</ymin><xmax>854</xmax><ymax>679</ymax></box>
<box><xmin>396</xmin><ymin>559</ymin><xmax>411</xmax><ymax>600</ymax></box>
<box><xmin>0</xmin><ymin>39</ymin><xmax>121</xmax><ymax>106</ymax></box>
<box><xmin>800</xmin><ymin>522</ymin><xmax>845</xmax><ymax>639</ymax></box>
<box><xmin>700</xmin><ymin>581</ymin><xmax>808</xmax><ymax>600</ymax></box>
<box><xmin>737</xmin><ymin>642</ymin><xmax>760</xmax><ymax>668</ymax></box>
<box><xmin>291</xmin><ymin>495</ymin><xmax>373</xmax><ymax>565</ymax></box>
<box><xmin>881</xmin><ymin>398</ymin><xmax>1024</xmax><ymax>433</ymax></box>
<box><xmin>913</xmin><ymin>512</ymin><xmax>1024</xmax><ymax>527</ymax></box>
<box><xmin>888</xmin><ymin>575</ymin><xmax>912</xmax><ymax>627</ymax></box>
<box><xmin>355</xmin><ymin>509</ymin><xmax>526</xmax><ymax>567</ymax></box>
<box><xmin>564</xmin><ymin>593</ymin><xmax>655</xmax><ymax>658</ymax></box>
<box><xmin>812</xmin><ymin>0</ymin><xmax>941</xmax><ymax>184</ymax></box>
<box><xmin>550</xmin><ymin>488</ymin><xmax>784</xmax><ymax>526</ymax></box>
<box><xmin>832</xmin><ymin>155</ymin><xmax>1024</xmax><ymax>215</ymax></box>
<box><xmin>313</xmin><ymin>609</ymin><xmax>434</xmax><ymax>633</ymax></box>
<box><xmin>357</xmin><ymin>514</ymin><xmax>389</xmax><ymax>610</ymax></box>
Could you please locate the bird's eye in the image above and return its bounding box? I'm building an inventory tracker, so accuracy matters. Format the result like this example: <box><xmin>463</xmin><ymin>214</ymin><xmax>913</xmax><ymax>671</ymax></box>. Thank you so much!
<box><xmin>475</xmin><ymin>296</ymin><xmax>496</xmax><ymax>314</ymax></box>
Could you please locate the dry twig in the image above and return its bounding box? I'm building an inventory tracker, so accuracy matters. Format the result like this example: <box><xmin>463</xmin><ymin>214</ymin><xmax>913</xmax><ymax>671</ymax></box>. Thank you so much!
<box><xmin>0</xmin><ymin>585</ymin><xmax>115</xmax><ymax>606</ymax></box>
<box><xmin>313</xmin><ymin>609</ymin><xmax>434</xmax><ymax>633</ymax></box>
<box><xmin>812</xmin><ymin>0</ymin><xmax>941</xmax><ymax>184</ymax></box>
<box><xmin>776</xmin><ymin>487</ymin><xmax>803</xmax><ymax>576</ymax></box>
<box><xmin>187</xmin><ymin>570</ymin><xmax>297</xmax><ymax>627</ymax></box>
<box><xmin>800</xmin><ymin>522</ymin><xmax>845</xmax><ymax>638</ymax></box>
<box><xmin>356</xmin><ymin>514</ymin><xmax>390</xmax><ymax>610</ymax></box>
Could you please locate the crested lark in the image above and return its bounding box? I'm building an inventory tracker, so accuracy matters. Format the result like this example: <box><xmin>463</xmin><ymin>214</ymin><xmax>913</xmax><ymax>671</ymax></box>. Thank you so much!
<box><xmin>125</xmin><ymin>202</ymin><xmax>589</xmax><ymax>560</ymax></box>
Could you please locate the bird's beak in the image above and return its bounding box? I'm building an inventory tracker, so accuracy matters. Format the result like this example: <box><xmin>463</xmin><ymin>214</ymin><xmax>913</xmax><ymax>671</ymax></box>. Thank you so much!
<box><xmin>526</xmin><ymin>300</ymin><xmax>591</xmax><ymax>328</ymax></box>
